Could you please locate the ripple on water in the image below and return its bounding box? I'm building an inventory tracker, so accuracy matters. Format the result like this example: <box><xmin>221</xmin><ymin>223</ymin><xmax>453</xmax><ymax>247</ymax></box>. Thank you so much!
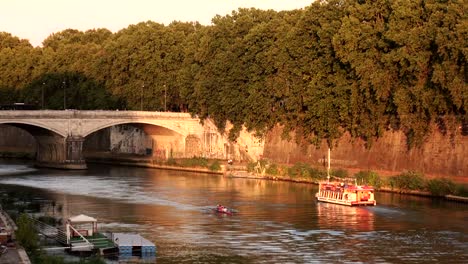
<box><xmin>1</xmin><ymin>167</ymin><xmax>467</xmax><ymax>264</ymax></box>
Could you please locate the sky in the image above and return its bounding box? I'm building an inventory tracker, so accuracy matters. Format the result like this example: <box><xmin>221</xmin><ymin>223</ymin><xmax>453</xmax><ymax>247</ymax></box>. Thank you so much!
<box><xmin>1</xmin><ymin>0</ymin><xmax>313</xmax><ymax>47</ymax></box>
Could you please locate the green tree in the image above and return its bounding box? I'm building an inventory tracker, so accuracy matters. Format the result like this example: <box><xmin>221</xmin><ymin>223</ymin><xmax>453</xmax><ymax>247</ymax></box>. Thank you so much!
<box><xmin>0</xmin><ymin>32</ymin><xmax>37</xmax><ymax>92</ymax></box>
<box><xmin>15</xmin><ymin>213</ymin><xmax>40</xmax><ymax>257</ymax></box>
<box><xmin>20</xmin><ymin>72</ymin><xmax>121</xmax><ymax>109</ymax></box>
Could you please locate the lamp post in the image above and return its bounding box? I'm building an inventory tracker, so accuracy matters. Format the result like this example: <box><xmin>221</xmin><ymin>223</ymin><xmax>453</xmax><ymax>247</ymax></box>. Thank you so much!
<box><xmin>141</xmin><ymin>84</ymin><xmax>144</xmax><ymax>111</ymax></box>
<box><xmin>42</xmin><ymin>82</ymin><xmax>45</xmax><ymax>109</ymax></box>
<box><xmin>164</xmin><ymin>84</ymin><xmax>167</xmax><ymax>112</ymax></box>
<box><xmin>63</xmin><ymin>81</ymin><xmax>66</xmax><ymax>110</ymax></box>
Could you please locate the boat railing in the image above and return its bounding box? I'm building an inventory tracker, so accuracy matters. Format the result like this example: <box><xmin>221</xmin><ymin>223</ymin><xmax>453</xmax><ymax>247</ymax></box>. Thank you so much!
<box><xmin>68</xmin><ymin>224</ymin><xmax>93</xmax><ymax>249</ymax></box>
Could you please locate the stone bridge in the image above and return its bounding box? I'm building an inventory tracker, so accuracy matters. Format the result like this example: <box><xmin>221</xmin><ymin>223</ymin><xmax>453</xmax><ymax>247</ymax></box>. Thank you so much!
<box><xmin>0</xmin><ymin>110</ymin><xmax>244</xmax><ymax>169</ymax></box>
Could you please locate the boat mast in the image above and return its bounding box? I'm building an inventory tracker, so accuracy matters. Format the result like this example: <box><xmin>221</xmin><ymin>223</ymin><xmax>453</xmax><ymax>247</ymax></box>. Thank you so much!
<box><xmin>327</xmin><ymin>147</ymin><xmax>330</xmax><ymax>183</ymax></box>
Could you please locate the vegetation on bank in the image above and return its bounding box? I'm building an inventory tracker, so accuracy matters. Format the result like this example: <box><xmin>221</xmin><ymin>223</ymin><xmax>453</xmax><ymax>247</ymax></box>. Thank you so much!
<box><xmin>246</xmin><ymin>160</ymin><xmax>468</xmax><ymax>198</ymax></box>
<box><xmin>161</xmin><ymin>157</ymin><xmax>222</xmax><ymax>172</ymax></box>
<box><xmin>0</xmin><ymin>0</ymin><xmax>465</xmax><ymax>149</ymax></box>
<box><xmin>16</xmin><ymin>214</ymin><xmax>105</xmax><ymax>264</ymax></box>
<box><xmin>0</xmin><ymin>188</ymin><xmax>104</xmax><ymax>264</ymax></box>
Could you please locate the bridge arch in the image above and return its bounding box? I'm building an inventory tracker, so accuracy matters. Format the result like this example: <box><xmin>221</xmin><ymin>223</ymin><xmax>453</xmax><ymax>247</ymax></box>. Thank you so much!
<box><xmin>0</xmin><ymin>121</ymin><xmax>85</xmax><ymax>169</ymax></box>
<box><xmin>84</xmin><ymin>121</ymin><xmax>197</xmax><ymax>159</ymax></box>
<box><xmin>0</xmin><ymin>120</ymin><xmax>66</xmax><ymax>138</ymax></box>
<box><xmin>82</xmin><ymin>120</ymin><xmax>185</xmax><ymax>138</ymax></box>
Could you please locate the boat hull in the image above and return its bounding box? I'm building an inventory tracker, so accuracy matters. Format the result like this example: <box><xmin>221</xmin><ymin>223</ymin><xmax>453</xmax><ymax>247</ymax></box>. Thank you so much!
<box><xmin>316</xmin><ymin>196</ymin><xmax>376</xmax><ymax>206</ymax></box>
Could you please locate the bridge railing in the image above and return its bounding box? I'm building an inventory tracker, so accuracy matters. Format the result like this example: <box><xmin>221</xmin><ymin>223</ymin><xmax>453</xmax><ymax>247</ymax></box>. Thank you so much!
<box><xmin>0</xmin><ymin>110</ymin><xmax>197</xmax><ymax>119</ymax></box>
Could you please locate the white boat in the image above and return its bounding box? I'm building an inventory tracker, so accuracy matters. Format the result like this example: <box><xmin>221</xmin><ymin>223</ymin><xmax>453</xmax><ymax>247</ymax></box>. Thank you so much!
<box><xmin>316</xmin><ymin>181</ymin><xmax>377</xmax><ymax>206</ymax></box>
<box><xmin>315</xmin><ymin>148</ymin><xmax>377</xmax><ymax>206</ymax></box>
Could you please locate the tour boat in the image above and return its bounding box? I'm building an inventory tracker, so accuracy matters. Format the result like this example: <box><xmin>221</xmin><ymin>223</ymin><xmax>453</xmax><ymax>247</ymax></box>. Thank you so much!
<box><xmin>316</xmin><ymin>181</ymin><xmax>376</xmax><ymax>206</ymax></box>
<box><xmin>315</xmin><ymin>148</ymin><xmax>376</xmax><ymax>206</ymax></box>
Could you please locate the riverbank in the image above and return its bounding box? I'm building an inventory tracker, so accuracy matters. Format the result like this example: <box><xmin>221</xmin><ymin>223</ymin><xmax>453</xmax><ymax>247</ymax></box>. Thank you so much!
<box><xmin>86</xmin><ymin>153</ymin><xmax>224</xmax><ymax>175</ymax></box>
<box><xmin>226</xmin><ymin>170</ymin><xmax>468</xmax><ymax>203</ymax></box>
<box><xmin>2</xmin><ymin>151</ymin><xmax>467</xmax><ymax>203</ymax></box>
<box><xmin>85</xmin><ymin>153</ymin><xmax>468</xmax><ymax>203</ymax></box>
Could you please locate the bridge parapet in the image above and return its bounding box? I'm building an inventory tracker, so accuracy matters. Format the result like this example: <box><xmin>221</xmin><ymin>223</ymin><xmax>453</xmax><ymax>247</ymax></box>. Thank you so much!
<box><xmin>0</xmin><ymin>110</ymin><xmax>196</xmax><ymax>119</ymax></box>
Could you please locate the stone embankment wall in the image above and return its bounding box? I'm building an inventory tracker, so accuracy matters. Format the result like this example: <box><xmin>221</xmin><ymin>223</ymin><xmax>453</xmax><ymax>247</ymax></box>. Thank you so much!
<box><xmin>1</xmin><ymin>123</ymin><xmax>466</xmax><ymax>181</ymax></box>
<box><xmin>263</xmin><ymin>126</ymin><xmax>467</xmax><ymax>181</ymax></box>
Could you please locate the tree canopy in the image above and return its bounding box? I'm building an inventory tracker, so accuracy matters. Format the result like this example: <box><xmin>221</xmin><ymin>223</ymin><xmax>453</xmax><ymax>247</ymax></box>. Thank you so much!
<box><xmin>0</xmin><ymin>0</ymin><xmax>465</xmax><ymax>148</ymax></box>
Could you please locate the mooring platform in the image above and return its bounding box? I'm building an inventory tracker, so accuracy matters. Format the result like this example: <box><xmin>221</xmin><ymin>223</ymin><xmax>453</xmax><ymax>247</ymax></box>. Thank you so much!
<box><xmin>111</xmin><ymin>233</ymin><xmax>156</xmax><ymax>257</ymax></box>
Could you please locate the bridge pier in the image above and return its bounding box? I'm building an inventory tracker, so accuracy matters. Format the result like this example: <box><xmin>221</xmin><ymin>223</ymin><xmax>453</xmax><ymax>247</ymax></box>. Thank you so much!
<box><xmin>36</xmin><ymin>135</ymin><xmax>86</xmax><ymax>170</ymax></box>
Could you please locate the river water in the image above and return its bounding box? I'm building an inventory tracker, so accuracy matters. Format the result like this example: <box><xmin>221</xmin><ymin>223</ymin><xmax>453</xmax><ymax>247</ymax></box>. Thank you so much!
<box><xmin>0</xmin><ymin>161</ymin><xmax>467</xmax><ymax>263</ymax></box>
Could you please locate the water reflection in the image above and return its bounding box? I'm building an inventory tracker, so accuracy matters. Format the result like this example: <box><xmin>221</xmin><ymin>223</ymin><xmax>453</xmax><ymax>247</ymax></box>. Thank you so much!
<box><xmin>316</xmin><ymin>202</ymin><xmax>375</xmax><ymax>231</ymax></box>
<box><xmin>0</xmin><ymin>162</ymin><xmax>467</xmax><ymax>263</ymax></box>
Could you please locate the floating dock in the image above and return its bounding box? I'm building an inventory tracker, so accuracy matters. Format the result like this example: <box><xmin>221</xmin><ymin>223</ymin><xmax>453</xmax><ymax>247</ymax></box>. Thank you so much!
<box><xmin>111</xmin><ymin>233</ymin><xmax>156</xmax><ymax>258</ymax></box>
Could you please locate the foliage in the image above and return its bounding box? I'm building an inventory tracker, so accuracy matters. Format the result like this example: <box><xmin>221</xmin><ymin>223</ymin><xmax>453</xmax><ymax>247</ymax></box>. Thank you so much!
<box><xmin>265</xmin><ymin>163</ymin><xmax>279</xmax><ymax>176</ymax></box>
<box><xmin>33</xmin><ymin>255</ymin><xmax>66</xmax><ymax>264</ymax></box>
<box><xmin>20</xmin><ymin>72</ymin><xmax>123</xmax><ymax>110</ymax></box>
<box><xmin>287</xmin><ymin>162</ymin><xmax>325</xmax><ymax>181</ymax></box>
<box><xmin>426</xmin><ymin>178</ymin><xmax>456</xmax><ymax>196</ymax></box>
<box><xmin>166</xmin><ymin>157</ymin><xmax>177</xmax><ymax>166</ymax></box>
<box><xmin>74</xmin><ymin>256</ymin><xmax>106</xmax><ymax>264</ymax></box>
<box><xmin>209</xmin><ymin>160</ymin><xmax>221</xmax><ymax>171</ymax></box>
<box><xmin>354</xmin><ymin>171</ymin><xmax>383</xmax><ymax>189</ymax></box>
<box><xmin>0</xmin><ymin>1</ymin><xmax>465</xmax><ymax>148</ymax></box>
<box><xmin>180</xmin><ymin>157</ymin><xmax>209</xmax><ymax>167</ymax></box>
<box><xmin>25</xmin><ymin>251</ymin><xmax>106</xmax><ymax>264</ymax></box>
<box><xmin>246</xmin><ymin>161</ymin><xmax>257</xmax><ymax>173</ymax></box>
<box><xmin>331</xmin><ymin>169</ymin><xmax>348</xmax><ymax>179</ymax></box>
<box><xmin>454</xmin><ymin>185</ymin><xmax>468</xmax><ymax>197</ymax></box>
<box><xmin>388</xmin><ymin>171</ymin><xmax>425</xmax><ymax>191</ymax></box>
<box><xmin>15</xmin><ymin>213</ymin><xmax>40</xmax><ymax>256</ymax></box>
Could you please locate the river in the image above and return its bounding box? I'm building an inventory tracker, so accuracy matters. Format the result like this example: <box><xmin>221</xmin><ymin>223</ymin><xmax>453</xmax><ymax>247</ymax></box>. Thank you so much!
<box><xmin>0</xmin><ymin>160</ymin><xmax>467</xmax><ymax>263</ymax></box>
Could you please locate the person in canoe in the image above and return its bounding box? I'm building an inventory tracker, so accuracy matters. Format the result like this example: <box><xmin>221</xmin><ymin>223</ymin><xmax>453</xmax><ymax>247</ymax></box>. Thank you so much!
<box><xmin>216</xmin><ymin>204</ymin><xmax>232</xmax><ymax>214</ymax></box>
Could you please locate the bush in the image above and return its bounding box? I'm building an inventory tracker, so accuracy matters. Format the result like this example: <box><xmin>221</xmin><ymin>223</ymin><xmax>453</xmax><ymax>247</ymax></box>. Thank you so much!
<box><xmin>354</xmin><ymin>171</ymin><xmax>383</xmax><ymax>189</ymax></box>
<box><xmin>15</xmin><ymin>213</ymin><xmax>40</xmax><ymax>256</ymax></box>
<box><xmin>181</xmin><ymin>157</ymin><xmax>209</xmax><ymax>167</ymax></box>
<box><xmin>34</xmin><ymin>255</ymin><xmax>66</xmax><ymax>264</ymax></box>
<box><xmin>287</xmin><ymin>163</ymin><xmax>327</xmax><ymax>181</ymax></box>
<box><xmin>265</xmin><ymin>163</ymin><xmax>279</xmax><ymax>175</ymax></box>
<box><xmin>287</xmin><ymin>163</ymin><xmax>309</xmax><ymax>178</ymax></box>
<box><xmin>209</xmin><ymin>160</ymin><xmax>221</xmax><ymax>171</ymax></box>
<box><xmin>454</xmin><ymin>185</ymin><xmax>468</xmax><ymax>197</ymax></box>
<box><xmin>389</xmin><ymin>171</ymin><xmax>425</xmax><ymax>190</ymax></box>
<box><xmin>166</xmin><ymin>157</ymin><xmax>177</xmax><ymax>166</ymax></box>
<box><xmin>331</xmin><ymin>169</ymin><xmax>348</xmax><ymax>179</ymax></box>
<box><xmin>426</xmin><ymin>178</ymin><xmax>456</xmax><ymax>196</ymax></box>
<box><xmin>77</xmin><ymin>256</ymin><xmax>107</xmax><ymax>264</ymax></box>
<box><xmin>309</xmin><ymin>167</ymin><xmax>327</xmax><ymax>181</ymax></box>
<box><xmin>247</xmin><ymin>160</ymin><xmax>271</xmax><ymax>175</ymax></box>
<box><xmin>246</xmin><ymin>162</ymin><xmax>256</xmax><ymax>173</ymax></box>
